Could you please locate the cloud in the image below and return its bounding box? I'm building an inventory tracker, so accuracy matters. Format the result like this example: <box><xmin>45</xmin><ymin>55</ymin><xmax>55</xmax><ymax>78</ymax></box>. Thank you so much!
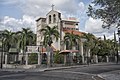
<box><xmin>0</xmin><ymin>0</ymin><xmax>86</xmax><ymax>33</ymax></box>
<box><xmin>0</xmin><ymin>0</ymin><xmax>19</xmax><ymax>5</ymax></box>
<box><xmin>2</xmin><ymin>0</ymin><xmax>85</xmax><ymax>18</ymax></box>
<box><xmin>0</xmin><ymin>0</ymin><xmax>85</xmax><ymax>17</ymax></box>
<box><xmin>85</xmin><ymin>17</ymin><xmax>117</xmax><ymax>39</ymax></box>
<box><xmin>78</xmin><ymin>2</ymin><xmax>85</xmax><ymax>11</ymax></box>
<box><xmin>0</xmin><ymin>15</ymin><xmax>36</xmax><ymax>33</ymax></box>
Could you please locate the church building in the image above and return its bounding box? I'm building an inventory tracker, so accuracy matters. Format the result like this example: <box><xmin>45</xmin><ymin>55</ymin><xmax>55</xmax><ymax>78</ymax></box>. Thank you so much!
<box><xmin>36</xmin><ymin>5</ymin><xmax>85</xmax><ymax>64</ymax></box>
<box><xmin>36</xmin><ymin>5</ymin><xmax>83</xmax><ymax>51</ymax></box>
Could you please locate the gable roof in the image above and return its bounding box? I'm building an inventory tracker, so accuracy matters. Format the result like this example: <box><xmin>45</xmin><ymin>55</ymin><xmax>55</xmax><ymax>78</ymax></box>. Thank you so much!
<box><xmin>46</xmin><ymin>10</ymin><xmax>60</xmax><ymax>16</ymax></box>
<box><xmin>36</xmin><ymin>17</ymin><xmax>46</xmax><ymax>22</ymax></box>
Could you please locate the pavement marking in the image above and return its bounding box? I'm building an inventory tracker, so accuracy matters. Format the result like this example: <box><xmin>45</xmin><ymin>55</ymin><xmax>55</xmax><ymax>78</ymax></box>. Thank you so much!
<box><xmin>97</xmin><ymin>74</ymin><xmax>104</xmax><ymax>79</ymax></box>
<box><xmin>51</xmin><ymin>70</ymin><xmax>94</xmax><ymax>75</ymax></box>
<box><xmin>52</xmin><ymin>71</ymin><xmax>105</xmax><ymax>80</ymax></box>
<box><xmin>92</xmin><ymin>76</ymin><xmax>97</xmax><ymax>80</ymax></box>
<box><xmin>92</xmin><ymin>75</ymin><xmax>105</xmax><ymax>80</ymax></box>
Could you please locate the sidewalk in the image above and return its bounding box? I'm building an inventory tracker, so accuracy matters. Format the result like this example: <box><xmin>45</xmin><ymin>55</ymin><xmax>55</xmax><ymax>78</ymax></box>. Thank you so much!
<box><xmin>0</xmin><ymin>62</ymin><xmax>118</xmax><ymax>72</ymax></box>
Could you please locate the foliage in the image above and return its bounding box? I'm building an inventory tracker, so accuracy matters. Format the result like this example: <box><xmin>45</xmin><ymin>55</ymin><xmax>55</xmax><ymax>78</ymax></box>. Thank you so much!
<box><xmin>83</xmin><ymin>33</ymin><xmax>115</xmax><ymax>57</ymax></box>
<box><xmin>83</xmin><ymin>33</ymin><xmax>96</xmax><ymax>54</ymax></box>
<box><xmin>40</xmin><ymin>26</ymin><xmax>59</xmax><ymax>47</ymax></box>
<box><xmin>40</xmin><ymin>25</ymin><xmax>59</xmax><ymax>66</ymax></box>
<box><xmin>28</xmin><ymin>53</ymin><xmax>38</xmax><ymax>64</ymax></box>
<box><xmin>16</xmin><ymin>28</ymin><xmax>35</xmax><ymax>51</ymax></box>
<box><xmin>54</xmin><ymin>51</ymin><xmax>64</xmax><ymax>64</ymax></box>
<box><xmin>2</xmin><ymin>30</ymin><xmax>15</xmax><ymax>52</ymax></box>
<box><xmin>1</xmin><ymin>28</ymin><xmax>36</xmax><ymax>53</ymax></box>
<box><xmin>87</xmin><ymin>0</ymin><xmax>120</xmax><ymax>28</ymax></box>
<box><xmin>90</xmin><ymin>38</ymin><xmax>101</xmax><ymax>56</ymax></box>
<box><xmin>64</xmin><ymin>32</ymin><xmax>80</xmax><ymax>50</ymax></box>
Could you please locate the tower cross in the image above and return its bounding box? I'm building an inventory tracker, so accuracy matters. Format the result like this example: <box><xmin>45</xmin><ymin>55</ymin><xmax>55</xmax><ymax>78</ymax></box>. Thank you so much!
<box><xmin>51</xmin><ymin>4</ymin><xmax>55</xmax><ymax>10</ymax></box>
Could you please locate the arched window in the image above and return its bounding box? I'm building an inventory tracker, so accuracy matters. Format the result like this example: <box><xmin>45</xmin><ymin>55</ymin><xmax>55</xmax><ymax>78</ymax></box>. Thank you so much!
<box><xmin>53</xmin><ymin>14</ymin><xmax>56</xmax><ymax>23</ymax></box>
<box><xmin>49</xmin><ymin>15</ymin><xmax>51</xmax><ymax>24</ymax></box>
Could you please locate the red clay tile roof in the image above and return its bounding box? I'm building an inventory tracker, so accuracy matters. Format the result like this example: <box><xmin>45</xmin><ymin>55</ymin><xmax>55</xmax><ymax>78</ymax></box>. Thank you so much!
<box><xmin>59</xmin><ymin>50</ymin><xmax>79</xmax><ymax>54</ymax></box>
<box><xmin>63</xmin><ymin>29</ymin><xmax>84</xmax><ymax>36</ymax></box>
<box><xmin>40</xmin><ymin>45</ymin><xmax>56</xmax><ymax>53</ymax></box>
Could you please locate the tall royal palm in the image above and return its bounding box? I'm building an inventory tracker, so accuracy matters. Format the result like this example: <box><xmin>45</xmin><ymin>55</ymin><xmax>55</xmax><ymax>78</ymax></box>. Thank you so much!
<box><xmin>17</xmin><ymin>28</ymin><xmax>34</xmax><ymax>64</ymax></box>
<box><xmin>40</xmin><ymin>26</ymin><xmax>59</xmax><ymax>67</ymax></box>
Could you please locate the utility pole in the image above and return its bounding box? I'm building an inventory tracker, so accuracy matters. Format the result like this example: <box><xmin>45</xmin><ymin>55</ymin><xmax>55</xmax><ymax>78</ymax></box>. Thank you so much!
<box><xmin>117</xmin><ymin>28</ymin><xmax>120</xmax><ymax>64</ymax></box>
<box><xmin>0</xmin><ymin>37</ymin><xmax>3</xmax><ymax>69</ymax></box>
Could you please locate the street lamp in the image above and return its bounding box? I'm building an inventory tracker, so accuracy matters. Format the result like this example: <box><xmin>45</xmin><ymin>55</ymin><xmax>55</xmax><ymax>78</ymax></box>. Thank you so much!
<box><xmin>117</xmin><ymin>28</ymin><xmax>120</xmax><ymax>63</ymax></box>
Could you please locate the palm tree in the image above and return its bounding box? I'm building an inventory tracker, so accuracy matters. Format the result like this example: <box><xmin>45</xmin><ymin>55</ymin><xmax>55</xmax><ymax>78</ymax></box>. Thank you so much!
<box><xmin>2</xmin><ymin>30</ymin><xmax>15</xmax><ymax>53</ymax></box>
<box><xmin>82</xmin><ymin>33</ymin><xmax>95</xmax><ymax>64</ymax></box>
<box><xmin>64</xmin><ymin>32</ymin><xmax>80</xmax><ymax>50</ymax></box>
<box><xmin>40</xmin><ymin>25</ymin><xmax>59</xmax><ymax>67</ymax></box>
<box><xmin>2</xmin><ymin>30</ymin><xmax>16</xmax><ymax>65</ymax></box>
<box><xmin>104</xmin><ymin>39</ymin><xmax>115</xmax><ymax>62</ymax></box>
<box><xmin>17</xmin><ymin>28</ymin><xmax>34</xmax><ymax>64</ymax></box>
<box><xmin>64</xmin><ymin>32</ymin><xmax>81</xmax><ymax>64</ymax></box>
<box><xmin>90</xmin><ymin>37</ymin><xmax>101</xmax><ymax>63</ymax></box>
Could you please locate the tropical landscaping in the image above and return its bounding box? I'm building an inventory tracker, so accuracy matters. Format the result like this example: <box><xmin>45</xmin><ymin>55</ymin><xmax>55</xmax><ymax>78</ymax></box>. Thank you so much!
<box><xmin>0</xmin><ymin>25</ymin><xmax>119</xmax><ymax>67</ymax></box>
<box><xmin>0</xmin><ymin>0</ymin><xmax>119</xmax><ymax>67</ymax></box>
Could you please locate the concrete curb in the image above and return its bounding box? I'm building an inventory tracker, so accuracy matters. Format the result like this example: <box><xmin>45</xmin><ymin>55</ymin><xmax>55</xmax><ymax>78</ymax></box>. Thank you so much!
<box><xmin>0</xmin><ymin>63</ymin><xmax>116</xmax><ymax>72</ymax></box>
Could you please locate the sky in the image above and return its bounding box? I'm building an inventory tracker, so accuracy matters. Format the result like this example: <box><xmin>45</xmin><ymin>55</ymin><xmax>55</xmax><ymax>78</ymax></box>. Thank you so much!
<box><xmin>0</xmin><ymin>0</ymin><xmax>118</xmax><ymax>39</ymax></box>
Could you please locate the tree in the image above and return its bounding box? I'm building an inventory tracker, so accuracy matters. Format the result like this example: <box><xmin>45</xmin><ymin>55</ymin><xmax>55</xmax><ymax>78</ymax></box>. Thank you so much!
<box><xmin>90</xmin><ymin>37</ymin><xmax>101</xmax><ymax>63</ymax></box>
<box><xmin>64</xmin><ymin>32</ymin><xmax>80</xmax><ymax>50</ymax></box>
<box><xmin>64</xmin><ymin>32</ymin><xmax>81</xmax><ymax>64</ymax></box>
<box><xmin>40</xmin><ymin>26</ymin><xmax>59</xmax><ymax>47</ymax></box>
<box><xmin>82</xmin><ymin>33</ymin><xmax>96</xmax><ymax>64</ymax></box>
<box><xmin>17</xmin><ymin>28</ymin><xmax>34</xmax><ymax>63</ymax></box>
<box><xmin>28</xmin><ymin>53</ymin><xmax>38</xmax><ymax>64</ymax></box>
<box><xmin>83</xmin><ymin>33</ymin><xmax>95</xmax><ymax>53</ymax></box>
<box><xmin>40</xmin><ymin>25</ymin><xmax>59</xmax><ymax>66</ymax></box>
<box><xmin>2</xmin><ymin>30</ymin><xmax>15</xmax><ymax>52</ymax></box>
<box><xmin>87</xmin><ymin>0</ymin><xmax>120</xmax><ymax>29</ymax></box>
<box><xmin>54</xmin><ymin>50</ymin><xmax>64</xmax><ymax>64</ymax></box>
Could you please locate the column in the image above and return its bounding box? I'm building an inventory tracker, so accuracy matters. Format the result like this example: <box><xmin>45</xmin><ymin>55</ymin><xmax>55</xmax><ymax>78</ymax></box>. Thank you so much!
<box><xmin>25</xmin><ymin>53</ymin><xmax>28</xmax><ymax>65</ymax></box>
<box><xmin>115</xmin><ymin>56</ymin><xmax>117</xmax><ymax>62</ymax></box>
<box><xmin>70</xmin><ymin>52</ymin><xmax>73</xmax><ymax>65</ymax></box>
<box><xmin>64</xmin><ymin>54</ymin><xmax>67</xmax><ymax>65</ymax></box>
<box><xmin>14</xmin><ymin>55</ymin><xmax>17</xmax><ymax>61</ymax></box>
<box><xmin>80</xmin><ymin>42</ymin><xmax>84</xmax><ymax>64</ymax></box>
<box><xmin>106</xmin><ymin>56</ymin><xmax>109</xmax><ymax>62</ymax></box>
<box><xmin>94</xmin><ymin>55</ymin><xmax>98</xmax><ymax>63</ymax></box>
<box><xmin>87</xmin><ymin>49</ymin><xmax>91</xmax><ymax>65</ymax></box>
<box><xmin>5</xmin><ymin>53</ymin><xmax>8</xmax><ymax>68</ymax></box>
<box><xmin>47</xmin><ymin>52</ymin><xmax>50</xmax><ymax>67</ymax></box>
<box><xmin>38</xmin><ymin>53</ymin><xmax>41</xmax><ymax>65</ymax></box>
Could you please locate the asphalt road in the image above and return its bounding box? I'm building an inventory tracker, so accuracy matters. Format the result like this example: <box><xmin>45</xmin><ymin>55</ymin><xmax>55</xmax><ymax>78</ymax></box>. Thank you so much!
<box><xmin>0</xmin><ymin>63</ymin><xmax>120</xmax><ymax>80</ymax></box>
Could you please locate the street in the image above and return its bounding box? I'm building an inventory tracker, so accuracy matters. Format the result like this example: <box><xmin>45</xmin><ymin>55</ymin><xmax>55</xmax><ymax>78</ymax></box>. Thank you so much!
<box><xmin>0</xmin><ymin>63</ymin><xmax>120</xmax><ymax>80</ymax></box>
